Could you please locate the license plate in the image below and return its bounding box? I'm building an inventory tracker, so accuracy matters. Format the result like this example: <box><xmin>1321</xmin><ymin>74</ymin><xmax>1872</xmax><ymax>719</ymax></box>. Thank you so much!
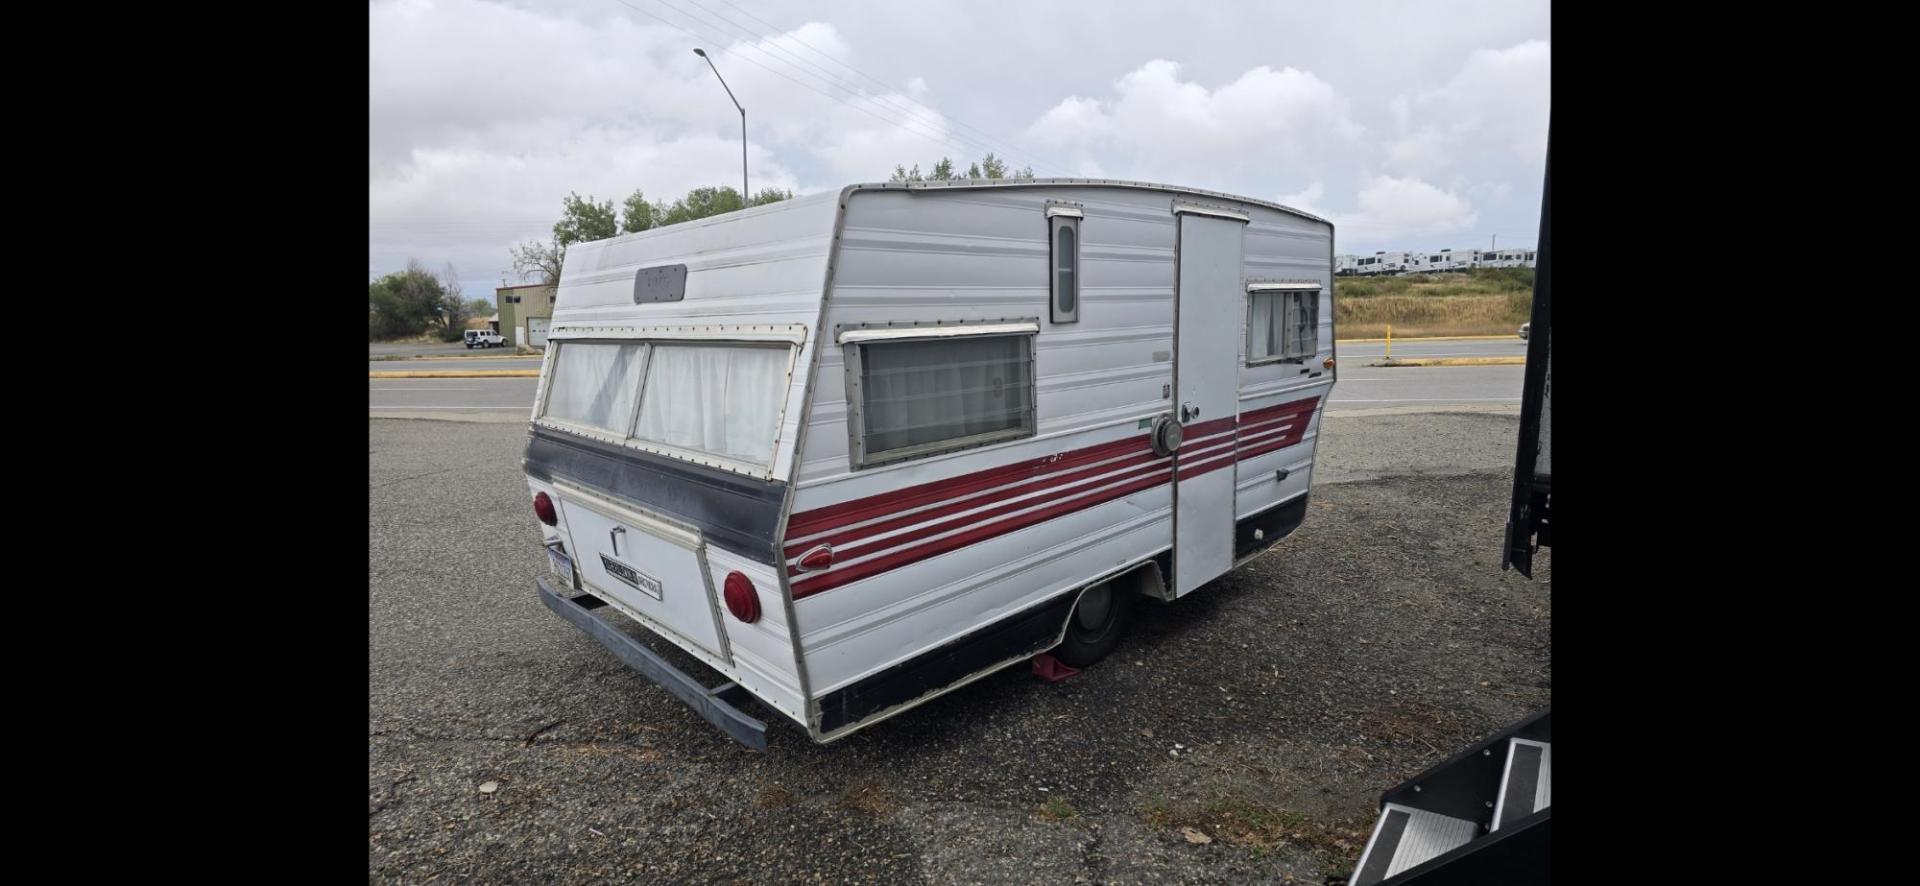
<box><xmin>600</xmin><ymin>554</ymin><xmax>663</xmax><ymax>600</ymax></box>
<box><xmin>546</xmin><ymin>543</ymin><xmax>574</xmax><ymax>587</ymax></box>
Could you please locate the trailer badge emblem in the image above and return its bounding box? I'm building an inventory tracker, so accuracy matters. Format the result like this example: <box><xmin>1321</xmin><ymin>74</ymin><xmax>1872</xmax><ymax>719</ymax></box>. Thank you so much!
<box><xmin>600</xmin><ymin>555</ymin><xmax>663</xmax><ymax>600</ymax></box>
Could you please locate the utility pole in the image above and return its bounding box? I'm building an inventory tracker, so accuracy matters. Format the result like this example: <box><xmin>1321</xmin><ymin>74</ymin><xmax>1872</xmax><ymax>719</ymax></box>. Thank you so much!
<box><xmin>693</xmin><ymin>48</ymin><xmax>748</xmax><ymax>205</ymax></box>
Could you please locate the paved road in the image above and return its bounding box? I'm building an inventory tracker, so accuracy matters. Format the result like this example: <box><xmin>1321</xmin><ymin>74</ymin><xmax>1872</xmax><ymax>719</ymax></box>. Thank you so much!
<box><xmin>1335</xmin><ymin>336</ymin><xmax>1526</xmax><ymax>361</ymax></box>
<box><xmin>369</xmin><ymin>357</ymin><xmax>545</xmax><ymax>375</ymax></box>
<box><xmin>369</xmin><ymin>413</ymin><xmax>1549</xmax><ymax>882</ymax></box>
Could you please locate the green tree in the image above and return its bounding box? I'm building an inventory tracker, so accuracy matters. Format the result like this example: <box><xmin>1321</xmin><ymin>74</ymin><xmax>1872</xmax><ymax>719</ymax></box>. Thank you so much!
<box><xmin>511</xmin><ymin>238</ymin><xmax>564</xmax><ymax>287</ymax></box>
<box><xmin>893</xmin><ymin>153</ymin><xmax>1036</xmax><ymax>182</ymax></box>
<box><xmin>512</xmin><ymin>192</ymin><xmax>620</xmax><ymax>286</ymax></box>
<box><xmin>554</xmin><ymin>192</ymin><xmax>618</xmax><ymax>246</ymax></box>
<box><xmin>466</xmin><ymin>297</ymin><xmax>495</xmax><ymax>319</ymax></box>
<box><xmin>514</xmin><ymin>185</ymin><xmax>795</xmax><ymax>285</ymax></box>
<box><xmin>660</xmin><ymin>186</ymin><xmax>744</xmax><ymax>225</ymax></box>
<box><xmin>621</xmin><ymin>189</ymin><xmax>661</xmax><ymax>234</ymax></box>
<box><xmin>368</xmin><ymin>260</ymin><xmax>448</xmax><ymax>341</ymax></box>
<box><xmin>749</xmin><ymin>187</ymin><xmax>794</xmax><ymax>206</ymax></box>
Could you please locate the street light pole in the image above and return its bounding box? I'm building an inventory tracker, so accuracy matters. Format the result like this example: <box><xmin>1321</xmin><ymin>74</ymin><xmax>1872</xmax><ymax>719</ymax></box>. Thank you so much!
<box><xmin>693</xmin><ymin>48</ymin><xmax>747</xmax><ymax>205</ymax></box>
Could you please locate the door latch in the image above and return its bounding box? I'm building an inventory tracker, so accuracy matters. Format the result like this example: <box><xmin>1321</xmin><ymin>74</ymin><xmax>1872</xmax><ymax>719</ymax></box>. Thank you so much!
<box><xmin>1180</xmin><ymin>403</ymin><xmax>1200</xmax><ymax>422</ymax></box>
<box><xmin>609</xmin><ymin>526</ymin><xmax>625</xmax><ymax>557</ymax></box>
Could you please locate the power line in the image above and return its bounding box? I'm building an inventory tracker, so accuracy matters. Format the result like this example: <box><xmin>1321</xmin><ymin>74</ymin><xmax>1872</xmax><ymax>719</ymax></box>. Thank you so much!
<box><xmin>656</xmin><ymin>0</ymin><xmax>1053</xmax><ymax>172</ymax></box>
<box><xmin>641</xmin><ymin>0</ymin><xmax>1026</xmax><ymax>169</ymax></box>
<box><xmin>686</xmin><ymin>0</ymin><xmax>1061</xmax><ymax>173</ymax></box>
<box><xmin>608</xmin><ymin>0</ymin><xmax>1047</xmax><ymax>175</ymax></box>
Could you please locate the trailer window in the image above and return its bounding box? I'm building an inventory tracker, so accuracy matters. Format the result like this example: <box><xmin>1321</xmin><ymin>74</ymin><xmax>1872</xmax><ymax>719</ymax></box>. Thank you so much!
<box><xmin>849</xmin><ymin>333</ymin><xmax>1035</xmax><ymax>467</ymax></box>
<box><xmin>1050</xmin><ymin>215</ymin><xmax>1080</xmax><ymax>323</ymax></box>
<box><xmin>542</xmin><ymin>341</ymin><xmax>647</xmax><ymax>434</ymax></box>
<box><xmin>633</xmin><ymin>343</ymin><xmax>789</xmax><ymax>468</ymax></box>
<box><xmin>1248</xmin><ymin>288</ymin><xmax>1320</xmax><ymax>363</ymax></box>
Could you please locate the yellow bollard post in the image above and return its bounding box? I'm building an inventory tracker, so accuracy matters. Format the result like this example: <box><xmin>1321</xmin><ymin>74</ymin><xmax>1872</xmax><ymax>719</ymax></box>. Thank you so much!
<box><xmin>1386</xmin><ymin>324</ymin><xmax>1392</xmax><ymax>361</ymax></box>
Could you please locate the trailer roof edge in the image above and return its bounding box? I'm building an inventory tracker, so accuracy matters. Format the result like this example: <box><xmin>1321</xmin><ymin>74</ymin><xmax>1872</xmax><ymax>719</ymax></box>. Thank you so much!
<box><xmin>840</xmin><ymin>178</ymin><xmax>1332</xmax><ymax>227</ymax></box>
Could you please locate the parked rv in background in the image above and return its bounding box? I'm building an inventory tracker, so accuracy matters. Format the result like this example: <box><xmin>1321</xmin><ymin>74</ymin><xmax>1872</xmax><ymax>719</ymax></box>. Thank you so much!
<box><xmin>1335</xmin><ymin>247</ymin><xmax>1537</xmax><ymax>276</ymax></box>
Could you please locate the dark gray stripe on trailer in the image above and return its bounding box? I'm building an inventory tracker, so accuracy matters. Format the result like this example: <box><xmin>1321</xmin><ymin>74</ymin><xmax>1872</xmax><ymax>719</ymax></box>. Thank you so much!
<box><xmin>524</xmin><ymin>426</ymin><xmax>787</xmax><ymax>565</ymax></box>
<box><xmin>1235</xmin><ymin>493</ymin><xmax>1309</xmax><ymax>560</ymax></box>
<box><xmin>818</xmin><ymin>589</ymin><xmax>1079</xmax><ymax>735</ymax></box>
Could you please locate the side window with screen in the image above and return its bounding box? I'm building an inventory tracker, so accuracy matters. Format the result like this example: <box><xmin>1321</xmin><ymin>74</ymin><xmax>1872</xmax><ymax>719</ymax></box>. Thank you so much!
<box><xmin>1247</xmin><ymin>287</ymin><xmax>1321</xmax><ymax>363</ymax></box>
<box><xmin>846</xmin><ymin>331</ymin><xmax>1036</xmax><ymax>468</ymax></box>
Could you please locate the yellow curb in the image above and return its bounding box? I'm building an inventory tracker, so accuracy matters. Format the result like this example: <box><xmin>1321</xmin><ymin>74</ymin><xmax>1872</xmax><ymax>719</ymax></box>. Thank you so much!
<box><xmin>1366</xmin><ymin>356</ymin><xmax>1527</xmax><ymax>367</ymax></box>
<box><xmin>396</xmin><ymin>353</ymin><xmax>538</xmax><ymax>361</ymax></box>
<box><xmin>1336</xmin><ymin>334</ymin><xmax>1521</xmax><ymax>344</ymax></box>
<box><xmin>369</xmin><ymin>370</ymin><xmax>541</xmax><ymax>378</ymax></box>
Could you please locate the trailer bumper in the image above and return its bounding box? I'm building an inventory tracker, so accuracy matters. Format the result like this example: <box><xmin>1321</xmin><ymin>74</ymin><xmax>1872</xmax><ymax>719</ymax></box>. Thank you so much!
<box><xmin>536</xmin><ymin>576</ymin><xmax>769</xmax><ymax>752</ymax></box>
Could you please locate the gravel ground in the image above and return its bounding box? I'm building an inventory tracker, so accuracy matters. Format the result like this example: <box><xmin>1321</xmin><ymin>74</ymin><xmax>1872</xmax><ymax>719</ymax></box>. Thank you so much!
<box><xmin>370</xmin><ymin>414</ymin><xmax>1550</xmax><ymax>884</ymax></box>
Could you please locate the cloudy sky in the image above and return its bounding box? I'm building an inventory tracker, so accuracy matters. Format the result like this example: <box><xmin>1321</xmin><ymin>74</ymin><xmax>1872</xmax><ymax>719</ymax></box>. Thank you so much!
<box><xmin>371</xmin><ymin>0</ymin><xmax>1549</xmax><ymax>296</ymax></box>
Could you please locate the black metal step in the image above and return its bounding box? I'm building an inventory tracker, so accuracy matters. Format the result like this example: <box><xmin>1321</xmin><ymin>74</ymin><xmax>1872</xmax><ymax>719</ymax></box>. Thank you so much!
<box><xmin>1494</xmin><ymin>738</ymin><xmax>1551</xmax><ymax>830</ymax></box>
<box><xmin>1352</xmin><ymin>803</ymin><xmax>1479</xmax><ymax>886</ymax></box>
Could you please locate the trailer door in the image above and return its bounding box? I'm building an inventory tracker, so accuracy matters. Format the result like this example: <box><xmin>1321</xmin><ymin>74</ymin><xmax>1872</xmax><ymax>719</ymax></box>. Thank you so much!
<box><xmin>1173</xmin><ymin>208</ymin><xmax>1248</xmax><ymax>595</ymax></box>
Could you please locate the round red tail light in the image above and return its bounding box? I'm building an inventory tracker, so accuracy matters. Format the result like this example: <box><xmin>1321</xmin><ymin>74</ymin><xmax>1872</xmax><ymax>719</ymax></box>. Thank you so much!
<box><xmin>533</xmin><ymin>491</ymin><xmax>557</xmax><ymax>526</ymax></box>
<box><xmin>723</xmin><ymin>571</ymin><xmax>761</xmax><ymax>623</ymax></box>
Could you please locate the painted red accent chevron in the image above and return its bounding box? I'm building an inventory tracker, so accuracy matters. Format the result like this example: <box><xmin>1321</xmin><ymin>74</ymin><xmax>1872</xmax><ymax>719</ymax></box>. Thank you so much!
<box><xmin>790</xmin><ymin>466</ymin><xmax>1175</xmax><ymax>598</ymax></box>
<box><xmin>785</xmin><ymin>435</ymin><xmax>1147</xmax><ymax>539</ymax></box>
<box><xmin>783</xmin><ymin>395</ymin><xmax>1322</xmax><ymax>600</ymax></box>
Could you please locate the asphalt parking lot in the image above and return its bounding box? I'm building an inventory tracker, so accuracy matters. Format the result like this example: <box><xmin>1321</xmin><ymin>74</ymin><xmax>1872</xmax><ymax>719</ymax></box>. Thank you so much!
<box><xmin>370</xmin><ymin>413</ymin><xmax>1550</xmax><ymax>883</ymax></box>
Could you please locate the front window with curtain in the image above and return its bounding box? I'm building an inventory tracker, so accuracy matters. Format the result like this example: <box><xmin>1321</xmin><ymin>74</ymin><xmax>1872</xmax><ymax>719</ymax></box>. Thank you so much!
<box><xmin>539</xmin><ymin>339</ymin><xmax>791</xmax><ymax>473</ymax></box>
<box><xmin>633</xmin><ymin>344</ymin><xmax>789</xmax><ymax>467</ymax></box>
<box><xmin>852</xmin><ymin>333</ymin><xmax>1035</xmax><ymax>466</ymax></box>
<box><xmin>1247</xmin><ymin>287</ymin><xmax>1321</xmax><ymax>363</ymax></box>
<box><xmin>542</xmin><ymin>342</ymin><xmax>647</xmax><ymax>434</ymax></box>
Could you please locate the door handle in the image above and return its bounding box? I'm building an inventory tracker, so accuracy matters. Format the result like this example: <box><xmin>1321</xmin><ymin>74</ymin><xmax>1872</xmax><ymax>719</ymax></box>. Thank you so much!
<box><xmin>610</xmin><ymin>526</ymin><xmax>625</xmax><ymax>557</ymax></box>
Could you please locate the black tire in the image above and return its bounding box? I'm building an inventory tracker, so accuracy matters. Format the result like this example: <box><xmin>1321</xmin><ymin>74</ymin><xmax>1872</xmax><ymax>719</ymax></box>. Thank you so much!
<box><xmin>1053</xmin><ymin>579</ymin><xmax>1134</xmax><ymax>667</ymax></box>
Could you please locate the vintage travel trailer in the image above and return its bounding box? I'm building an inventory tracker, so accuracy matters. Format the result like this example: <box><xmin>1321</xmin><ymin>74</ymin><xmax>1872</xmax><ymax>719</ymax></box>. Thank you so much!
<box><xmin>523</xmin><ymin>179</ymin><xmax>1337</xmax><ymax>748</ymax></box>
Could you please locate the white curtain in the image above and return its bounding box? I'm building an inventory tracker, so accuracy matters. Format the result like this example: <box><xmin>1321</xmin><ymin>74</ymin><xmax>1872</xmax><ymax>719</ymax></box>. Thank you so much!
<box><xmin>1249</xmin><ymin>291</ymin><xmax>1318</xmax><ymax>360</ymax></box>
<box><xmin>544</xmin><ymin>342</ymin><xmax>645</xmax><ymax>433</ymax></box>
<box><xmin>862</xmin><ymin>335</ymin><xmax>1029</xmax><ymax>455</ymax></box>
<box><xmin>1249</xmin><ymin>292</ymin><xmax>1282</xmax><ymax>360</ymax></box>
<box><xmin>1290</xmin><ymin>291</ymin><xmax>1318</xmax><ymax>358</ymax></box>
<box><xmin>634</xmin><ymin>344</ymin><xmax>787</xmax><ymax>466</ymax></box>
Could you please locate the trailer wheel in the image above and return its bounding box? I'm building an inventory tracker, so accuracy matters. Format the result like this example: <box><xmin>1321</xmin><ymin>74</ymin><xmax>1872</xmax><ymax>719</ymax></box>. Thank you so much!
<box><xmin>1053</xmin><ymin>580</ymin><xmax>1133</xmax><ymax>667</ymax></box>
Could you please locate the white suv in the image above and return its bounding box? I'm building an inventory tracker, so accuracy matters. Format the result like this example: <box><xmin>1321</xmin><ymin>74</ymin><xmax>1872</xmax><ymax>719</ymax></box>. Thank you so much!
<box><xmin>464</xmin><ymin>329</ymin><xmax>506</xmax><ymax>349</ymax></box>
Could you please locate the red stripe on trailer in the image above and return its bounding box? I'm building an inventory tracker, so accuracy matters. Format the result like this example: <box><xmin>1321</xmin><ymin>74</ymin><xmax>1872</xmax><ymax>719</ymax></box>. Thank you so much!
<box><xmin>790</xmin><ymin>457</ymin><xmax>1177</xmax><ymax>576</ymax></box>
<box><xmin>784</xmin><ymin>397</ymin><xmax>1321</xmax><ymax>598</ymax></box>
<box><xmin>1183</xmin><ymin>415</ymin><xmax>1236</xmax><ymax>437</ymax></box>
<box><xmin>1240</xmin><ymin>395</ymin><xmax>1320</xmax><ymax>424</ymax></box>
<box><xmin>783</xmin><ymin>448</ymin><xmax>1168</xmax><ymax>561</ymax></box>
<box><xmin>785</xmin><ymin>435</ymin><xmax>1148</xmax><ymax>539</ymax></box>
<box><xmin>791</xmin><ymin>468</ymin><xmax>1175</xmax><ymax>599</ymax></box>
<box><xmin>1175</xmin><ymin>451</ymin><xmax>1238</xmax><ymax>480</ymax></box>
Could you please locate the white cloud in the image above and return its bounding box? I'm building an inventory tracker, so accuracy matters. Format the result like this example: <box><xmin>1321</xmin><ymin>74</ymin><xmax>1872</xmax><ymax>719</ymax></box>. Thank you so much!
<box><xmin>1276</xmin><ymin>180</ymin><xmax>1328</xmax><ymax>218</ymax></box>
<box><xmin>368</xmin><ymin>0</ymin><xmax>976</xmax><ymax>291</ymax></box>
<box><xmin>368</xmin><ymin>1</ymin><xmax>1549</xmax><ymax>289</ymax></box>
<box><xmin>1336</xmin><ymin>175</ymin><xmax>1478</xmax><ymax>239</ymax></box>
<box><xmin>1025</xmin><ymin>60</ymin><xmax>1363</xmax><ymax>191</ymax></box>
<box><xmin>1383</xmin><ymin>40</ymin><xmax>1550</xmax><ymax>179</ymax></box>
